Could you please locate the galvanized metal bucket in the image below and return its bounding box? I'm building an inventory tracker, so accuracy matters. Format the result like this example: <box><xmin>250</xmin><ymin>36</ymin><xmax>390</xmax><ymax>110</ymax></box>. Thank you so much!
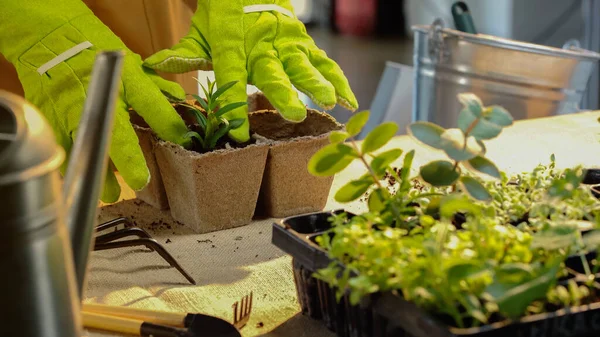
<box><xmin>412</xmin><ymin>19</ymin><xmax>600</xmax><ymax>128</ymax></box>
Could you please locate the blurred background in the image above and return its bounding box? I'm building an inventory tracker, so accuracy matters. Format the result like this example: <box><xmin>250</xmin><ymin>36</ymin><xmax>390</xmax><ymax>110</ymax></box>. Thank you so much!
<box><xmin>293</xmin><ymin>0</ymin><xmax>587</xmax><ymax>123</ymax></box>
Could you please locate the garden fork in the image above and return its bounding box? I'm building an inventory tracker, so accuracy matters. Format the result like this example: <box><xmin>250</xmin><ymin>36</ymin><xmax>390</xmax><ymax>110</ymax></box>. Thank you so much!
<box><xmin>232</xmin><ymin>292</ymin><xmax>253</xmax><ymax>329</ymax></box>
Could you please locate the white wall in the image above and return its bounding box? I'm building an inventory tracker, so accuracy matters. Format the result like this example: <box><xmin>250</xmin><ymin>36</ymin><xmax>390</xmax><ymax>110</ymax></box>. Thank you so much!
<box><xmin>404</xmin><ymin>0</ymin><xmax>583</xmax><ymax>47</ymax></box>
<box><xmin>511</xmin><ymin>0</ymin><xmax>583</xmax><ymax>48</ymax></box>
<box><xmin>404</xmin><ymin>0</ymin><xmax>513</xmax><ymax>37</ymax></box>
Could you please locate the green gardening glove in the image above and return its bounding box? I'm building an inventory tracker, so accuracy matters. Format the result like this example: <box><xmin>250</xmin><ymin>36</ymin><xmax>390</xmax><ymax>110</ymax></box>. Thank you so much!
<box><xmin>144</xmin><ymin>0</ymin><xmax>358</xmax><ymax>143</ymax></box>
<box><xmin>0</xmin><ymin>0</ymin><xmax>193</xmax><ymax>203</ymax></box>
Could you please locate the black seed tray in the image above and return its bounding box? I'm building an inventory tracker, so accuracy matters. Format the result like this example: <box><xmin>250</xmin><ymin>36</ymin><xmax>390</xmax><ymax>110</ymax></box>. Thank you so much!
<box><xmin>272</xmin><ymin>210</ymin><xmax>600</xmax><ymax>337</ymax></box>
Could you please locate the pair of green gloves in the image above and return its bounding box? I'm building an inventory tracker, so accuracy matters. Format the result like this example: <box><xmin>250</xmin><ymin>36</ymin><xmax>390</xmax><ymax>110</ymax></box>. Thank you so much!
<box><xmin>0</xmin><ymin>0</ymin><xmax>358</xmax><ymax>203</ymax></box>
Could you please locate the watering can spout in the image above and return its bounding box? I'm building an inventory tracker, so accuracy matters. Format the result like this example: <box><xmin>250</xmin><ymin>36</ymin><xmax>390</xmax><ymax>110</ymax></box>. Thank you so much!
<box><xmin>0</xmin><ymin>51</ymin><xmax>124</xmax><ymax>336</ymax></box>
<box><xmin>62</xmin><ymin>51</ymin><xmax>125</xmax><ymax>297</ymax></box>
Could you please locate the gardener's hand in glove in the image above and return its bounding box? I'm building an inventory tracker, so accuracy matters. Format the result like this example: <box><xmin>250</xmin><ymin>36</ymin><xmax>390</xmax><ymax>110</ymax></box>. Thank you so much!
<box><xmin>144</xmin><ymin>0</ymin><xmax>358</xmax><ymax>143</ymax></box>
<box><xmin>0</xmin><ymin>0</ymin><xmax>192</xmax><ymax>203</ymax></box>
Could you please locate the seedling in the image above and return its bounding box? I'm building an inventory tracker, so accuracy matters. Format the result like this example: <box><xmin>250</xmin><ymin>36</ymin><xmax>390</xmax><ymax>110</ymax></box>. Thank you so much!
<box><xmin>179</xmin><ymin>78</ymin><xmax>246</xmax><ymax>151</ymax></box>
<box><xmin>407</xmin><ymin>93</ymin><xmax>513</xmax><ymax>201</ymax></box>
<box><xmin>306</xmin><ymin>92</ymin><xmax>600</xmax><ymax>329</ymax></box>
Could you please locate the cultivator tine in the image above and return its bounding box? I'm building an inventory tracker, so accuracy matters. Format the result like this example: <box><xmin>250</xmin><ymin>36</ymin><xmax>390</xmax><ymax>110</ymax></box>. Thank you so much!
<box><xmin>93</xmin><ymin>217</ymin><xmax>196</xmax><ymax>285</ymax></box>
<box><xmin>232</xmin><ymin>292</ymin><xmax>253</xmax><ymax>329</ymax></box>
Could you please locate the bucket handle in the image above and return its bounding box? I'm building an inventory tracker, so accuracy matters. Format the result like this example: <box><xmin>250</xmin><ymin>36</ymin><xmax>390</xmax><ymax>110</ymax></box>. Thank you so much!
<box><xmin>563</xmin><ymin>39</ymin><xmax>581</xmax><ymax>50</ymax></box>
<box><xmin>428</xmin><ymin>18</ymin><xmax>450</xmax><ymax>64</ymax></box>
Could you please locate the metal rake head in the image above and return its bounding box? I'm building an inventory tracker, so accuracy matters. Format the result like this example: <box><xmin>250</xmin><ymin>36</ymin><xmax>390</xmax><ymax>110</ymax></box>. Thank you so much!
<box><xmin>232</xmin><ymin>292</ymin><xmax>253</xmax><ymax>330</ymax></box>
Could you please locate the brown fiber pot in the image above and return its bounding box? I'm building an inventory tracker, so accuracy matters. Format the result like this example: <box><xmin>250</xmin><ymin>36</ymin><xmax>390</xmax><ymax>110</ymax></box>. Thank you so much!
<box><xmin>133</xmin><ymin>125</ymin><xmax>170</xmax><ymax>210</ymax></box>
<box><xmin>129</xmin><ymin>100</ymin><xmax>204</xmax><ymax>210</ymax></box>
<box><xmin>155</xmin><ymin>140</ymin><xmax>269</xmax><ymax>233</ymax></box>
<box><xmin>248</xmin><ymin>106</ymin><xmax>343</xmax><ymax>218</ymax></box>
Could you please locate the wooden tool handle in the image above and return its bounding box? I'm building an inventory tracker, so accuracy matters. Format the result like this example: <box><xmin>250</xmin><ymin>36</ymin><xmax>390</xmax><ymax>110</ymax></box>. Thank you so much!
<box><xmin>82</xmin><ymin>311</ymin><xmax>142</xmax><ymax>335</ymax></box>
<box><xmin>83</xmin><ymin>303</ymin><xmax>187</xmax><ymax>328</ymax></box>
<box><xmin>82</xmin><ymin>311</ymin><xmax>191</xmax><ymax>337</ymax></box>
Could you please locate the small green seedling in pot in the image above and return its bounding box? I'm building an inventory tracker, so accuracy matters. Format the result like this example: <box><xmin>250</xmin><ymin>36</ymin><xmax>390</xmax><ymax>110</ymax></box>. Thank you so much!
<box><xmin>178</xmin><ymin>78</ymin><xmax>246</xmax><ymax>152</ymax></box>
<box><xmin>407</xmin><ymin>93</ymin><xmax>513</xmax><ymax>201</ymax></box>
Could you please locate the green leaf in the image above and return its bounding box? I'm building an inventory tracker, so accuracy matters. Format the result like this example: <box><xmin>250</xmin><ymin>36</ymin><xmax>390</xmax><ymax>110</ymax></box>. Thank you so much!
<box><xmin>469</xmin><ymin>118</ymin><xmax>504</xmax><ymax>140</ymax></box>
<box><xmin>486</xmin><ymin>263</ymin><xmax>559</xmax><ymax>319</ymax></box>
<box><xmin>368</xmin><ymin>188</ymin><xmax>389</xmax><ymax>212</ymax></box>
<box><xmin>212</xmin><ymin>81</ymin><xmax>238</xmax><ymax>102</ymax></box>
<box><xmin>567</xmin><ymin>220</ymin><xmax>594</xmax><ymax>232</ymax></box>
<box><xmin>465</xmin><ymin>156</ymin><xmax>501</xmax><ymax>179</ymax></box>
<box><xmin>197</xmin><ymin>31</ymin><xmax>212</xmax><ymax>59</ymax></box>
<box><xmin>495</xmin><ymin>263</ymin><xmax>535</xmax><ymax>284</ymax></box>
<box><xmin>194</xmin><ymin>79</ymin><xmax>211</xmax><ymax>104</ymax></box>
<box><xmin>456</xmin><ymin>97</ymin><xmax>513</xmax><ymax>141</ymax></box>
<box><xmin>457</xmin><ymin>109</ymin><xmax>503</xmax><ymax>140</ymax></box>
<box><xmin>457</xmin><ymin>93</ymin><xmax>484</xmax><ymax>117</ymax></box>
<box><xmin>439</xmin><ymin>194</ymin><xmax>482</xmax><ymax>219</ymax></box>
<box><xmin>308</xmin><ymin>143</ymin><xmax>358</xmax><ymax>177</ymax></box>
<box><xmin>457</xmin><ymin>108</ymin><xmax>477</xmax><ymax>134</ymax></box>
<box><xmin>477</xmin><ymin>139</ymin><xmax>487</xmax><ymax>154</ymax></box>
<box><xmin>329</xmin><ymin>131</ymin><xmax>350</xmax><ymax>144</ymax></box>
<box><xmin>184</xmin><ymin>131</ymin><xmax>202</xmax><ymax>142</ymax></box>
<box><xmin>583</xmin><ymin>230</ymin><xmax>600</xmax><ymax>250</ymax></box>
<box><xmin>335</xmin><ymin>175</ymin><xmax>374</xmax><ymax>202</ymax></box>
<box><xmin>194</xmin><ymin>96</ymin><xmax>210</xmax><ymax>113</ymax></box>
<box><xmin>547</xmin><ymin>167</ymin><xmax>584</xmax><ymax>199</ymax></box>
<box><xmin>361</xmin><ymin>122</ymin><xmax>398</xmax><ymax>153</ymax></box>
<box><xmin>531</xmin><ymin>225</ymin><xmax>578</xmax><ymax>250</ymax></box>
<box><xmin>208</xmin><ymin>79</ymin><xmax>216</xmax><ymax>95</ymax></box>
<box><xmin>207</xmin><ymin>124</ymin><xmax>229</xmax><ymax>149</ymax></box>
<box><xmin>486</xmin><ymin>106</ymin><xmax>513</xmax><ymax>127</ymax></box>
<box><xmin>420</xmin><ymin>160</ymin><xmax>460</xmax><ymax>187</ymax></box>
<box><xmin>215</xmin><ymin>102</ymin><xmax>247</xmax><ymax>118</ymax></box>
<box><xmin>447</xmin><ymin>262</ymin><xmax>488</xmax><ymax>285</ymax></box>
<box><xmin>161</xmin><ymin>89</ymin><xmax>185</xmax><ymax>102</ymax></box>
<box><xmin>228</xmin><ymin>118</ymin><xmax>245</xmax><ymax>130</ymax></box>
<box><xmin>185</xmin><ymin>107</ymin><xmax>207</xmax><ymax>130</ymax></box>
<box><xmin>184</xmin><ymin>131</ymin><xmax>205</xmax><ymax>148</ymax></box>
<box><xmin>440</xmin><ymin>129</ymin><xmax>484</xmax><ymax>161</ymax></box>
<box><xmin>469</xmin><ymin>309</ymin><xmax>488</xmax><ymax>325</ymax></box>
<box><xmin>346</xmin><ymin>110</ymin><xmax>370</xmax><ymax>136</ymax></box>
<box><xmin>419</xmin><ymin>214</ymin><xmax>436</xmax><ymax>227</ymax></box>
<box><xmin>459</xmin><ymin>176</ymin><xmax>492</xmax><ymax>201</ymax></box>
<box><xmin>371</xmin><ymin>149</ymin><xmax>403</xmax><ymax>176</ymax></box>
<box><xmin>407</xmin><ymin>122</ymin><xmax>445</xmax><ymax>149</ymax></box>
<box><xmin>399</xmin><ymin>150</ymin><xmax>415</xmax><ymax>193</ymax></box>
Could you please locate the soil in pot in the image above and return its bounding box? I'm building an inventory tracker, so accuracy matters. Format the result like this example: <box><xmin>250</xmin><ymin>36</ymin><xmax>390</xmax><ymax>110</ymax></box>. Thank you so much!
<box><xmin>155</xmin><ymin>134</ymin><xmax>269</xmax><ymax>233</ymax></box>
<box><xmin>248</xmin><ymin>106</ymin><xmax>343</xmax><ymax>218</ymax></box>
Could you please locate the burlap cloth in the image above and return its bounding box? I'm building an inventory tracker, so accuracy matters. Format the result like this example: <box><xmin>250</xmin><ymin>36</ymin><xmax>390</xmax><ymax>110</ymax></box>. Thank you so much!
<box><xmin>86</xmin><ymin>111</ymin><xmax>600</xmax><ymax>336</ymax></box>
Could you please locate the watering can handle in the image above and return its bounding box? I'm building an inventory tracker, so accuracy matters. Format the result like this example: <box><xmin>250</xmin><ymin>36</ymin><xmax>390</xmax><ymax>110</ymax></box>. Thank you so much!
<box><xmin>451</xmin><ymin>1</ymin><xmax>477</xmax><ymax>34</ymax></box>
<box><xmin>62</xmin><ymin>51</ymin><xmax>124</xmax><ymax>298</ymax></box>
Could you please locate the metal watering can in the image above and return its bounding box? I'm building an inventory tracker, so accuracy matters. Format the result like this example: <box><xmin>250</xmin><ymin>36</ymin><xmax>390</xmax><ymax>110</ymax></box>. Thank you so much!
<box><xmin>0</xmin><ymin>51</ymin><xmax>124</xmax><ymax>337</ymax></box>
